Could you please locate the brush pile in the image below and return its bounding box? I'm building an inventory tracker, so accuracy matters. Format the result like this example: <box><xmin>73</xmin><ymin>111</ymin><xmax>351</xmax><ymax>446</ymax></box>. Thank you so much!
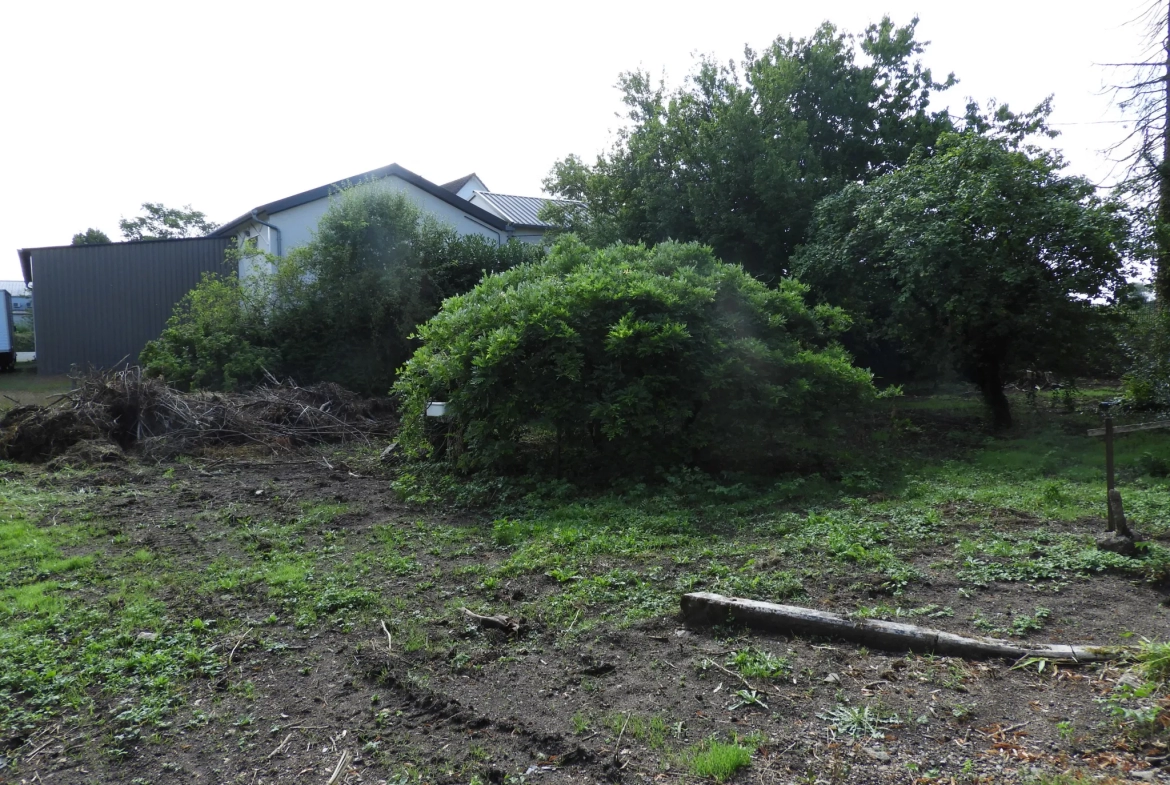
<box><xmin>0</xmin><ymin>367</ymin><xmax>395</xmax><ymax>462</ymax></box>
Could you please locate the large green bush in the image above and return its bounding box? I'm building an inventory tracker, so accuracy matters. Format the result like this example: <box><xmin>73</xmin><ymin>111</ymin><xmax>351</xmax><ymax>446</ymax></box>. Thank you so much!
<box><xmin>394</xmin><ymin>236</ymin><xmax>879</xmax><ymax>475</ymax></box>
<box><xmin>142</xmin><ymin>186</ymin><xmax>543</xmax><ymax>394</ymax></box>
<box><xmin>140</xmin><ymin>271</ymin><xmax>276</xmax><ymax>391</ymax></box>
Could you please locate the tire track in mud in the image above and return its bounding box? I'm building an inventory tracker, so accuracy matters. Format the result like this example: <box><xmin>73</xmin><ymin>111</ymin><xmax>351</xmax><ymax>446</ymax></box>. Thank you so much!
<box><xmin>353</xmin><ymin>646</ymin><xmax>601</xmax><ymax>780</ymax></box>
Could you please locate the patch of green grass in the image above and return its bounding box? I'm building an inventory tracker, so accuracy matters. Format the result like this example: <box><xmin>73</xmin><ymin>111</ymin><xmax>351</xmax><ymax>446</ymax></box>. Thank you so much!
<box><xmin>726</xmin><ymin>648</ymin><xmax>791</xmax><ymax>680</ymax></box>
<box><xmin>0</xmin><ymin>484</ymin><xmax>221</xmax><ymax>745</ymax></box>
<box><xmin>570</xmin><ymin>712</ymin><xmax>590</xmax><ymax>734</ymax></box>
<box><xmin>604</xmin><ymin>713</ymin><xmax>670</xmax><ymax>749</ymax></box>
<box><xmin>687</xmin><ymin>739</ymin><xmax>752</xmax><ymax>781</ymax></box>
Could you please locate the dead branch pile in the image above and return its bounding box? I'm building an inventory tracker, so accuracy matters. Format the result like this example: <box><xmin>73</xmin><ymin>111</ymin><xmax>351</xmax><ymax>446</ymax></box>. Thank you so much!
<box><xmin>0</xmin><ymin>367</ymin><xmax>396</xmax><ymax>462</ymax></box>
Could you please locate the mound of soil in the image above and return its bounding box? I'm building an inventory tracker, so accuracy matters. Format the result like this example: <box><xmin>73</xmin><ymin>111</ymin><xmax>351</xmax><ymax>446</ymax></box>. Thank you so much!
<box><xmin>0</xmin><ymin>405</ymin><xmax>104</xmax><ymax>462</ymax></box>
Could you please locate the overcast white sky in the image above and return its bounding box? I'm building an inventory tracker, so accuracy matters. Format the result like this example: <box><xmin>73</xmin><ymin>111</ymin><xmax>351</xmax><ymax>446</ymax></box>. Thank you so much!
<box><xmin>0</xmin><ymin>0</ymin><xmax>1144</xmax><ymax>280</ymax></box>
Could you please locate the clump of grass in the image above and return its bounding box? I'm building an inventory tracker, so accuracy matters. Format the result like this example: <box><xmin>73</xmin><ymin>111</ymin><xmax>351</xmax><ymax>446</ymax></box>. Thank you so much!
<box><xmin>726</xmin><ymin>648</ymin><xmax>791</xmax><ymax>680</ymax></box>
<box><xmin>571</xmin><ymin>712</ymin><xmax>590</xmax><ymax>734</ymax></box>
<box><xmin>687</xmin><ymin>740</ymin><xmax>751</xmax><ymax>781</ymax></box>
<box><xmin>604</xmin><ymin>713</ymin><xmax>670</xmax><ymax>749</ymax></box>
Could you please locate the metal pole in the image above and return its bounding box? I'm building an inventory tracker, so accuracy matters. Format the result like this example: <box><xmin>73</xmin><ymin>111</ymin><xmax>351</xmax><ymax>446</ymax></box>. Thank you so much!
<box><xmin>1105</xmin><ymin>415</ymin><xmax>1116</xmax><ymax>531</ymax></box>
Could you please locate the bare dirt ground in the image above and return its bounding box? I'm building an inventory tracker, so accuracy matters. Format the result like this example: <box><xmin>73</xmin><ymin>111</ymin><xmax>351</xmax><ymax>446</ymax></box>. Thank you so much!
<box><xmin>5</xmin><ymin>436</ymin><xmax>1170</xmax><ymax>785</ymax></box>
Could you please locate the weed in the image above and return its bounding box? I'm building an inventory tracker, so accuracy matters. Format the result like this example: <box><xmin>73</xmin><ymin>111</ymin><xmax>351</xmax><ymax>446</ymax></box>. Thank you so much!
<box><xmin>725</xmin><ymin>648</ymin><xmax>791</xmax><ymax>680</ymax></box>
<box><xmin>818</xmin><ymin>704</ymin><xmax>898</xmax><ymax>739</ymax></box>
<box><xmin>1138</xmin><ymin>639</ymin><xmax>1170</xmax><ymax>683</ymax></box>
<box><xmin>973</xmin><ymin>607</ymin><xmax>1050</xmax><ymax>637</ymax></box>
<box><xmin>728</xmin><ymin>689</ymin><xmax>769</xmax><ymax>711</ymax></box>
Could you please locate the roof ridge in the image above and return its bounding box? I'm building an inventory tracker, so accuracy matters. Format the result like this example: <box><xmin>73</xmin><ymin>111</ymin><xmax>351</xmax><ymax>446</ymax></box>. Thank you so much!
<box><xmin>210</xmin><ymin>164</ymin><xmax>508</xmax><ymax>238</ymax></box>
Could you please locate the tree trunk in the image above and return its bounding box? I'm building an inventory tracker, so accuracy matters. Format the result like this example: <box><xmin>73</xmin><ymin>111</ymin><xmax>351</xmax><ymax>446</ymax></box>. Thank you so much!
<box><xmin>973</xmin><ymin>359</ymin><xmax>1012</xmax><ymax>429</ymax></box>
<box><xmin>680</xmin><ymin>592</ymin><xmax>1129</xmax><ymax>663</ymax></box>
<box><xmin>1158</xmin><ymin>7</ymin><xmax>1170</xmax><ymax>306</ymax></box>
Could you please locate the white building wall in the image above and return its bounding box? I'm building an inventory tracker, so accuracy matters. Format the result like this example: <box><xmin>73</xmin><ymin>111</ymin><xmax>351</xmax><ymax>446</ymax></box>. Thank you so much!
<box><xmin>453</xmin><ymin>175</ymin><xmax>488</xmax><ymax>201</ymax></box>
<box><xmin>234</xmin><ymin>176</ymin><xmax>508</xmax><ymax>282</ymax></box>
<box><xmin>468</xmin><ymin>192</ymin><xmax>503</xmax><ymax>220</ymax></box>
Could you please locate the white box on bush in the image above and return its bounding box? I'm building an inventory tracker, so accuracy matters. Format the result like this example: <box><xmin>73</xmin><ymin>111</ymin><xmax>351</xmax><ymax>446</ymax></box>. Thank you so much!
<box><xmin>425</xmin><ymin>401</ymin><xmax>448</xmax><ymax>417</ymax></box>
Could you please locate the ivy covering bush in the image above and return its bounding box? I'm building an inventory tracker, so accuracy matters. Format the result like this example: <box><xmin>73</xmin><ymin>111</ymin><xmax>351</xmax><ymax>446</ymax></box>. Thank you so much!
<box><xmin>394</xmin><ymin>236</ymin><xmax>880</xmax><ymax>475</ymax></box>
<box><xmin>142</xmin><ymin>186</ymin><xmax>543</xmax><ymax>395</ymax></box>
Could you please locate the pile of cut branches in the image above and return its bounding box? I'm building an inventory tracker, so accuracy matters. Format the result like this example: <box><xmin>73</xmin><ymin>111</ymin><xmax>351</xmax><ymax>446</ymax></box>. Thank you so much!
<box><xmin>0</xmin><ymin>367</ymin><xmax>395</xmax><ymax>461</ymax></box>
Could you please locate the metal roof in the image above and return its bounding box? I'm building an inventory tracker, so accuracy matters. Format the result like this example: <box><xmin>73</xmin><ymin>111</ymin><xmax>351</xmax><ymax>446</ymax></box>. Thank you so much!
<box><xmin>471</xmin><ymin>192</ymin><xmax>583</xmax><ymax>228</ymax></box>
<box><xmin>210</xmin><ymin>163</ymin><xmax>510</xmax><ymax>238</ymax></box>
<box><xmin>0</xmin><ymin>280</ymin><xmax>30</xmax><ymax>297</ymax></box>
<box><xmin>17</xmin><ymin>236</ymin><xmax>227</xmax><ymax>286</ymax></box>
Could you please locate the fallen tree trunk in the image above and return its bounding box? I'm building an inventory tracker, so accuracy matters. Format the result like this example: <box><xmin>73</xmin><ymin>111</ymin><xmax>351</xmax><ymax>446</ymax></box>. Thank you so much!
<box><xmin>680</xmin><ymin>592</ymin><xmax>1129</xmax><ymax>663</ymax></box>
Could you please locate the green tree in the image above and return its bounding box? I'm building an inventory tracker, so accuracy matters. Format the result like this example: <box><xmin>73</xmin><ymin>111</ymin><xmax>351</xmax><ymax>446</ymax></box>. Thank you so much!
<box><xmin>543</xmin><ymin>17</ymin><xmax>954</xmax><ymax>281</ymax></box>
<box><xmin>142</xmin><ymin>185</ymin><xmax>543</xmax><ymax>394</ymax></box>
<box><xmin>119</xmin><ymin>203</ymin><xmax>218</xmax><ymax>241</ymax></box>
<box><xmin>70</xmin><ymin>228</ymin><xmax>111</xmax><ymax>245</ymax></box>
<box><xmin>394</xmin><ymin>236</ymin><xmax>878</xmax><ymax>476</ymax></box>
<box><xmin>264</xmin><ymin>188</ymin><xmax>544</xmax><ymax>395</ymax></box>
<box><xmin>140</xmin><ymin>271</ymin><xmax>276</xmax><ymax>391</ymax></box>
<box><xmin>793</xmin><ymin>132</ymin><xmax>1129</xmax><ymax>428</ymax></box>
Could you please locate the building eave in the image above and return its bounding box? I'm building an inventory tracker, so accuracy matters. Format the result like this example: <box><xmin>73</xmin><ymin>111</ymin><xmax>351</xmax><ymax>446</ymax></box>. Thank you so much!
<box><xmin>209</xmin><ymin>163</ymin><xmax>509</xmax><ymax>239</ymax></box>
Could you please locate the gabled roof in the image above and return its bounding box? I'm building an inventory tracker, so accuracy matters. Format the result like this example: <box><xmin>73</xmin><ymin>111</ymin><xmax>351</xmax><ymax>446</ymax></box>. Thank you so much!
<box><xmin>210</xmin><ymin>163</ymin><xmax>509</xmax><ymax>238</ymax></box>
<box><xmin>440</xmin><ymin>173</ymin><xmax>487</xmax><ymax>194</ymax></box>
<box><xmin>471</xmin><ymin>192</ymin><xmax>583</xmax><ymax>229</ymax></box>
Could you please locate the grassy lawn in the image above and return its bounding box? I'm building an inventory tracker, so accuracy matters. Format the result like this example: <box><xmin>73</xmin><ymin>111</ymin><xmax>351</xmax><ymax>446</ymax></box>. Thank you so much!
<box><xmin>2</xmin><ymin>392</ymin><xmax>1170</xmax><ymax>783</ymax></box>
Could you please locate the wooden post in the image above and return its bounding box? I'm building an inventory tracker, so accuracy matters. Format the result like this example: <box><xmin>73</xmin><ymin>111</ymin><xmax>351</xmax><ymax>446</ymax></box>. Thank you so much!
<box><xmin>1105</xmin><ymin>416</ymin><xmax>1116</xmax><ymax>531</ymax></box>
<box><xmin>1087</xmin><ymin>416</ymin><xmax>1170</xmax><ymax>533</ymax></box>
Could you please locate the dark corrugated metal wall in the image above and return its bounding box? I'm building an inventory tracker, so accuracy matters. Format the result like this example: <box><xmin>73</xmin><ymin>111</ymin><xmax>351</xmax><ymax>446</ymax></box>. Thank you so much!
<box><xmin>31</xmin><ymin>238</ymin><xmax>233</xmax><ymax>374</ymax></box>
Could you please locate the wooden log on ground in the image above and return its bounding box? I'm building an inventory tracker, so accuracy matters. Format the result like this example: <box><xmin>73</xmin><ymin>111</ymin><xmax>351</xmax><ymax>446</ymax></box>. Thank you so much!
<box><xmin>680</xmin><ymin>592</ymin><xmax>1129</xmax><ymax>663</ymax></box>
<box><xmin>461</xmin><ymin>607</ymin><xmax>523</xmax><ymax>635</ymax></box>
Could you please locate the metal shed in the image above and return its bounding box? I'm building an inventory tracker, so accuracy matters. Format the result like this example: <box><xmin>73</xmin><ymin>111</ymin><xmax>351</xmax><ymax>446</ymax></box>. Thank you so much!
<box><xmin>16</xmin><ymin>237</ymin><xmax>233</xmax><ymax>375</ymax></box>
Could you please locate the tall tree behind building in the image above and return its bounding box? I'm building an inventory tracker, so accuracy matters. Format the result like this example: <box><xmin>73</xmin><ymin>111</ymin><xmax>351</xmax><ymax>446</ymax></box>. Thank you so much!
<box><xmin>543</xmin><ymin>17</ymin><xmax>955</xmax><ymax>282</ymax></box>
<box><xmin>1108</xmin><ymin>0</ymin><xmax>1170</xmax><ymax>301</ymax></box>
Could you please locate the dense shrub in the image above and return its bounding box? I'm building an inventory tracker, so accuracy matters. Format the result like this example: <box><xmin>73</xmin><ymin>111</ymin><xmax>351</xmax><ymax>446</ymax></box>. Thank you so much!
<box><xmin>12</xmin><ymin>323</ymin><xmax>34</xmax><ymax>353</ymax></box>
<box><xmin>140</xmin><ymin>271</ymin><xmax>276</xmax><ymax>391</ymax></box>
<box><xmin>394</xmin><ymin>236</ymin><xmax>880</xmax><ymax>476</ymax></box>
<box><xmin>142</xmin><ymin>186</ymin><xmax>543</xmax><ymax>394</ymax></box>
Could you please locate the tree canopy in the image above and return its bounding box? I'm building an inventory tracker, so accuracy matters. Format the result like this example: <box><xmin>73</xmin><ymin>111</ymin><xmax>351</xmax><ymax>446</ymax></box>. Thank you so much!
<box><xmin>542</xmin><ymin>17</ymin><xmax>954</xmax><ymax>282</ymax></box>
<box><xmin>119</xmin><ymin>203</ymin><xmax>218</xmax><ymax>241</ymax></box>
<box><xmin>70</xmin><ymin>228</ymin><xmax>111</xmax><ymax>245</ymax></box>
<box><xmin>793</xmin><ymin>132</ymin><xmax>1129</xmax><ymax>427</ymax></box>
